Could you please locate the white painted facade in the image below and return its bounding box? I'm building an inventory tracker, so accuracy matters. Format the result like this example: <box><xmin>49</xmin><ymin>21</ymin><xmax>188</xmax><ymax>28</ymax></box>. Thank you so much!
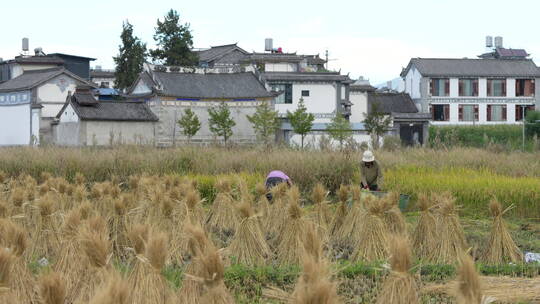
<box><xmin>403</xmin><ymin>69</ymin><xmax>539</xmax><ymax>125</ymax></box>
<box><xmin>59</xmin><ymin>103</ymin><xmax>79</xmax><ymax>123</ymax></box>
<box><xmin>0</xmin><ymin>104</ymin><xmax>31</xmax><ymax>145</ymax></box>
<box><xmin>37</xmin><ymin>75</ymin><xmax>79</xmax><ymax>118</ymax></box>
<box><xmin>349</xmin><ymin>91</ymin><xmax>369</xmax><ymax>123</ymax></box>
<box><xmin>264</xmin><ymin>63</ymin><xmax>297</xmax><ymax>72</ymax></box>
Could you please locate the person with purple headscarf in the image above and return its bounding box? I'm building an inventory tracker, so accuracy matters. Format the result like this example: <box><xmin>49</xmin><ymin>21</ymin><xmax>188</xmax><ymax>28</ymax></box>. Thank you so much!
<box><xmin>265</xmin><ymin>170</ymin><xmax>291</xmax><ymax>202</ymax></box>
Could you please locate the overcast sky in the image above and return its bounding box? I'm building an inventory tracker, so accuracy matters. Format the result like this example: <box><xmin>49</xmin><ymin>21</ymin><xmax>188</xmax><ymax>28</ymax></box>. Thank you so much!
<box><xmin>1</xmin><ymin>0</ymin><xmax>539</xmax><ymax>84</ymax></box>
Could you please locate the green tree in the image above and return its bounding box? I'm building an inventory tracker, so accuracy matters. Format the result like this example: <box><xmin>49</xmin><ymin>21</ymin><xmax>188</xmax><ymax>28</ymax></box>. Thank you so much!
<box><xmin>150</xmin><ymin>9</ymin><xmax>198</xmax><ymax>66</ymax></box>
<box><xmin>286</xmin><ymin>98</ymin><xmax>314</xmax><ymax>149</ymax></box>
<box><xmin>113</xmin><ymin>21</ymin><xmax>147</xmax><ymax>91</ymax></box>
<box><xmin>364</xmin><ymin>103</ymin><xmax>392</xmax><ymax>149</ymax></box>
<box><xmin>327</xmin><ymin>113</ymin><xmax>353</xmax><ymax>150</ymax></box>
<box><xmin>247</xmin><ymin>102</ymin><xmax>280</xmax><ymax>145</ymax></box>
<box><xmin>208</xmin><ymin>102</ymin><xmax>236</xmax><ymax>144</ymax></box>
<box><xmin>177</xmin><ymin>108</ymin><xmax>201</xmax><ymax>143</ymax></box>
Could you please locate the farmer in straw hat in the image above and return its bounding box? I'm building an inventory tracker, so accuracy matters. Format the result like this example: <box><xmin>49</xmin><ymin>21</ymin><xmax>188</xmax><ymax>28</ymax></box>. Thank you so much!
<box><xmin>360</xmin><ymin>150</ymin><xmax>382</xmax><ymax>191</ymax></box>
<box><xmin>265</xmin><ymin>170</ymin><xmax>291</xmax><ymax>202</ymax></box>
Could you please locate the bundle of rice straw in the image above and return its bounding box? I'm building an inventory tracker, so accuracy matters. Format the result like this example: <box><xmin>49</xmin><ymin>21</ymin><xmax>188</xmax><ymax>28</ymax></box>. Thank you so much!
<box><xmin>178</xmin><ymin>224</ymin><xmax>214</xmax><ymax>304</ymax></box>
<box><xmin>455</xmin><ymin>252</ymin><xmax>483</xmax><ymax>304</ymax></box>
<box><xmin>335</xmin><ymin>186</ymin><xmax>365</xmax><ymax>250</ymax></box>
<box><xmin>290</xmin><ymin>226</ymin><xmax>341</xmax><ymax>304</ymax></box>
<box><xmin>330</xmin><ymin>185</ymin><xmax>349</xmax><ymax>238</ymax></box>
<box><xmin>29</xmin><ymin>196</ymin><xmax>61</xmax><ymax>260</ymax></box>
<box><xmin>310</xmin><ymin>183</ymin><xmax>332</xmax><ymax>236</ymax></box>
<box><xmin>74</xmin><ymin>226</ymin><xmax>112</xmax><ymax>303</ymax></box>
<box><xmin>381</xmin><ymin>192</ymin><xmax>407</xmax><ymax>235</ymax></box>
<box><xmin>429</xmin><ymin>195</ymin><xmax>467</xmax><ymax>264</ymax></box>
<box><xmin>38</xmin><ymin>272</ymin><xmax>66</xmax><ymax>304</ymax></box>
<box><xmin>89</xmin><ymin>271</ymin><xmax>129</xmax><ymax>304</ymax></box>
<box><xmin>0</xmin><ymin>200</ymin><xmax>7</xmax><ymax>219</ymax></box>
<box><xmin>128</xmin><ymin>230</ymin><xmax>172</xmax><ymax>304</ymax></box>
<box><xmin>109</xmin><ymin>198</ymin><xmax>129</xmax><ymax>259</ymax></box>
<box><xmin>197</xmin><ymin>243</ymin><xmax>235</xmax><ymax>304</ymax></box>
<box><xmin>0</xmin><ymin>248</ymin><xmax>17</xmax><ymax>303</ymax></box>
<box><xmin>376</xmin><ymin>236</ymin><xmax>419</xmax><ymax>304</ymax></box>
<box><xmin>127</xmin><ymin>224</ymin><xmax>150</xmax><ymax>258</ymax></box>
<box><xmin>263</xmin><ymin>182</ymin><xmax>289</xmax><ymax>239</ymax></box>
<box><xmin>411</xmin><ymin>193</ymin><xmax>437</xmax><ymax>260</ymax></box>
<box><xmin>227</xmin><ymin>200</ymin><xmax>271</xmax><ymax>266</ymax></box>
<box><xmin>54</xmin><ymin>209</ymin><xmax>85</xmax><ymax>303</ymax></box>
<box><xmin>205</xmin><ymin>179</ymin><xmax>238</xmax><ymax>245</ymax></box>
<box><xmin>276</xmin><ymin>188</ymin><xmax>309</xmax><ymax>265</ymax></box>
<box><xmin>0</xmin><ymin>221</ymin><xmax>37</xmax><ymax>303</ymax></box>
<box><xmin>170</xmin><ymin>189</ymin><xmax>205</xmax><ymax>262</ymax></box>
<box><xmin>480</xmin><ymin>199</ymin><xmax>522</xmax><ymax>264</ymax></box>
<box><xmin>351</xmin><ymin>196</ymin><xmax>389</xmax><ymax>262</ymax></box>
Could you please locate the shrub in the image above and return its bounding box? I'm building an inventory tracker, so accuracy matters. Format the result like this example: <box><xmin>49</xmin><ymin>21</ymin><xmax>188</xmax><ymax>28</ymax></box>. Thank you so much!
<box><xmin>429</xmin><ymin>125</ymin><xmax>523</xmax><ymax>149</ymax></box>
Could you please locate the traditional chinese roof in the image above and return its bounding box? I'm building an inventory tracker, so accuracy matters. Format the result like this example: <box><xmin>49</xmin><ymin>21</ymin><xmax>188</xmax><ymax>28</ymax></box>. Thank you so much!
<box><xmin>368</xmin><ymin>92</ymin><xmax>418</xmax><ymax>114</ymax></box>
<box><xmin>0</xmin><ymin>68</ymin><xmax>93</xmax><ymax>92</ymax></box>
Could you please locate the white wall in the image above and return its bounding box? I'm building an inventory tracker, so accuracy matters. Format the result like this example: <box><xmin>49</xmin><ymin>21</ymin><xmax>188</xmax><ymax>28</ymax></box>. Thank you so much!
<box><xmin>349</xmin><ymin>91</ymin><xmax>368</xmax><ymax>123</ymax></box>
<box><xmin>404</xmin><ymin>67</ymin><xmax>422</xmax><ymax>99</ymax></box>
<box><xmin>274</xmin><ymin>83</ymin><xmax>337</xmax><ymax>123</ymax></box>
<box><xmin>507</xmin><ymin>78</ymin><xmax>516</xmax><ymax>97</ymax></box>
<box><xmin>289</xmin><ymin>133</ymin><xmax>372</xmax><ymax>149</ymax></box>
<box><xmin>479</xmin><ymin>78</ymin><xmax>487</xmax><ymax>98</ymax></box>
<box><xmin>59</xmin><ymin>103</ymin><xmax>79</xmax><ymax>123</ymax></box>
<box><xmin>37</xmin><ymin>75</ymin><xmax>79</xmax><ymax>117</ymax></box>
<box><xmin>132</xmin><ymin>79</ymin><xmax>152</xmax><ymax>94</ymax></box>
<box><xmin>0</xmin><ymin>105</ymin><xmax>30</xmax><ymax>145</ymax></box>
<box><xmin>264</xmin><ymin>63</ymin><xmax>297</xmax><ymax>72</ymax></box>
<box><xmin>449</xmin><ymin>78</ymin><xmax>459</xmax><ymax>97</ymax></box>
<box><xmin>31</xmin><ymin>108</ymin><xmax>40</xmax><ymax>145</ymax></box>
<box><xmin>85</xmin><ymin>121</ymin><xmax>155</xmax><ymax>146</ymax></box>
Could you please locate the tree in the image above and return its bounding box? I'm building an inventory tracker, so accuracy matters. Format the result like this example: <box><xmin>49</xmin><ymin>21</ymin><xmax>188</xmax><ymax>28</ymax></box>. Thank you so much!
<box><xmin>327</xmin><ymin>113</ymin><xmax>353</xmax><ymax>150</ymax></box>
<box><xmin>247</xmin><ymin>102</ymin><xmax>280</xmax><ymax>146</ymax></box>
<box><xmin>150</xmin><ymin>9</ymin><xmax>198</xmax><ymax>66</ymax></box>
<box><xmin>177</xmin><ymin>108</ymin><xmax>201</xmax><ymax>143</ymax></box>
<box><xmin>364</xmin><ymin>103</ymin><xmax>392</xmax><ymax>149</ymax></box>
<box><xmin>208</xmin><ymin>102</ymin><xmax>236</xmax><ymax>144</ymax></box>
<box><xmin>113</xmin><ymin>21</ymin><xmax>147</xmax><ymax>91</ymax></box>
<box><xmin>286</xmin><ymin>98</ymin><xmax>314</xmax><ymax>149</ymax></box>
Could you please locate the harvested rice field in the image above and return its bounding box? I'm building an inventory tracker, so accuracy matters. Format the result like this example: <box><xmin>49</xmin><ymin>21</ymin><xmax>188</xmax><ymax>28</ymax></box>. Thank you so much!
<box><xmin>0</xmin><ymin>147</ymin><xmax>539</xmax><ymax>304</ymax></box>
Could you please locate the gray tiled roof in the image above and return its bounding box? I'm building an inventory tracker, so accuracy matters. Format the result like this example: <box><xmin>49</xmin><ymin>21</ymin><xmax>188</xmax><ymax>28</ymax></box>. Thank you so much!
<box><xmin>402</xmin><ymin>58</ymin><xmax>540</xmax><ymax>77</ymax></box>
<box><xmin>14</xmin><ymin>56</ymin><xmax>64</xmax><ymax>65</ymax></box>
<box><xmin>196</xmin><ymin>44</ymin><xmax>248</xmax><ymax>63</ymax></box>
<box><xmin>261</xmin><ymin>72</ymin><xmax>351</xmax><ymax>83</ymax></box>
<box><xmin>65</xmin><ymin>96</ymin><xmax>158</xmax><ymax>122</ymax></box>
<box><xmin>90</xmin><ymin>70</ymin><xmax>115</xmax><ymax>78</ymax></box>
<box><xmin>350</xmin><ymin>84</ymin><xmax>376</xmax><ymax>92</ymax></box>
<box><xmin>0</xmin><ymin>67</ymin><xmax>94</xmax><ymax>92</ymax></box>
<box><xmin>368</xmin><ymin>92</ymin><xmax>418</xmax><ymax>114</ymax></box>
<box><xmin>152</xmin><ymin>72</ymin><xmax>274</xmax><ymax>98</ymax></box>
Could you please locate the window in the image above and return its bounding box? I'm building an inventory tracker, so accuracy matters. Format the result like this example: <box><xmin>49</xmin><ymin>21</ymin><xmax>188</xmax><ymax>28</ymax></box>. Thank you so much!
<box><xmin>431</xmin><ymin>104</ymin><xmax>450</xmax><ymax>121</ymax></box>
<box><xmin>487</xmin><ymin>79</ymin><xmax>506</xmax><ymax>97</ymax></box>
<box><xmin>515</xmin><ymin>79</ymin><xmax>535</xmax><ymax>97</ymax></box>
<box><xmin>459</xmin><ymin>105</ymin><xmax>479</xmax><ymax>121</ymax></box>
<box><xmin>430</xmin><ymin>78</ymin><xmax>449</xmax><ymax>96</ymax></box>
<box><xmin>487</xmin><ymin>105</ymin><xmax>507</xmax><ymax>121</ymax></box>
<box><xmin>459</xmin><ymin>79</ymin><xmax>478</xmax><ymax>96</ymax></box>
<box><xmin>271</xmin><ymin>84</ymin><xmax>293</xmax><ymax>104</ymax></box>
<box><xmin>301</xmin><ymin>90</ymin><xmax>310</xmax><ymax>97</ymax></box>
<box><xmin>515</xmin><ymin>105</ymin><xmax>535</xmax><ymax>121</ymax></box>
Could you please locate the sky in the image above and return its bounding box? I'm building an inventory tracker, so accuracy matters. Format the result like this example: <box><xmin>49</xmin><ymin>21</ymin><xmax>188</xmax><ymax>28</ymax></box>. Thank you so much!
<box><xmin>1</xmin><ymin>0</ymin><xmax>540</xmax><ymax>84</ymax></box>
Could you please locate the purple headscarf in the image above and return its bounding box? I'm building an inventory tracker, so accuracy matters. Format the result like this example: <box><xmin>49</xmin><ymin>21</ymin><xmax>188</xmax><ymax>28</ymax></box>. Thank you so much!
<box><xmin>266</xmin><ymin>170</ymin><xmax>290</xmax><ymax>181</ymax></box>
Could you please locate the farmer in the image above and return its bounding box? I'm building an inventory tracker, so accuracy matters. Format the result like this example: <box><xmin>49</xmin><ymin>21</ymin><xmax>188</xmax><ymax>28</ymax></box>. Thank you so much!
<box><xmin>360</xmin><ymin>150</ymin><xmax>383</xmax><ymax>191</ymax></box>
<box><xmin>265</xmin><ymin>170</ymin><xmax>291</xmax><ymax>202</ymax></box>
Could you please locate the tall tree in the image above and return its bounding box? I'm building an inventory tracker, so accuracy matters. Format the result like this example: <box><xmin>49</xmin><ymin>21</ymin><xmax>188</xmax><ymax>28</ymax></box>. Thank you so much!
<box><xmin>286</xmin><ymin>98</ymin><xmax>315</xmax><ymax>149</ymax></box>
<box><xmin>150</xmin><ymin>9</ymin><xmax>198</xmax><ymax>66</ymax></box>
<box><xmin>208</xmin><ymin>102</ymin><xmax>236</xmax><ymax>144</ymax></box>
<box><xmin>364</xmin><ymin>103</ymin><xmax>392</xmax><ymax>149</ymax></box>
<box><xmin>247</xmin><ymin>102</ymin><xmax>280</xmax><ymax>146</ymax></box>
<box><xmin>113</xmin><ymin>21</ymin><xmax>147</xmax><ymax>91</ymax></box>
<box><xmin>327</xmin><ymin>113</ymin><xmax>353</xmax><ymax>150</ymax></box>
<box><xmin>177</xmin><ymin>108</ymin><xmax>201</xmax><ymax>143</ymax></box>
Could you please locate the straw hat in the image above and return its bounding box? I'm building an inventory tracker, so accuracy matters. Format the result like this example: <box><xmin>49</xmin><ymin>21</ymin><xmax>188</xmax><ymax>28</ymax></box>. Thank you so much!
<box><xmin>362</xmin><ymin>150</ymin><xmax>375</xmax><ymax>162</ymax></box>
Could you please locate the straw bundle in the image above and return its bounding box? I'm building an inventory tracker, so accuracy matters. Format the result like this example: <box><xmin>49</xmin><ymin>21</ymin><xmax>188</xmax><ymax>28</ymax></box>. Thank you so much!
<box><xmin>276</xmin><ymin>192</ymin><xmax>308</xmax><ymax>265</ymax></box>
<box><xmin>310</xmin><ymin>183</ymin><xmax>332</xmax><ymax>237</ymax></box>
<box><xmin>480</xmin><ymin>199</ymin><xmax>522</xmax><ymax>264</ymax></box>
<box><xmin>227</xmin><ymin>201</ymin><xmax>271</xmax><ymax>266</ymax></box>
<box><xmin>75</xmin><ymin>226</ymin><xmax>112</xmax><ymax>303</ymax></box>
<box><xmin>263</xmin><ymin>182</ymin><xmax>290</xmax><ymax>242</ymax></box>
<box><xmin>330</xmin><ymin>185</ymin><xmax>349</xmax><ymax>237</ymax></box>
<box><xmin>290</xmin><ymin>227</ymin><xmax>341</xmax><ymax>304</ymax></box>
<box><xmin>170</xmin><ymin>190</ymin><xmax>205</xmax><ymax>262</ymax></box>
<box><xmin>1</xmin><ymin>221</ymin><xmax>37</xmax><ymax>303</ymax></box>
<box><xmin>205</xmin><ymin>179</ymin><xmax>238</xmax><ymax>245</ymax></box>
<box><xmin>38</xmin><ymin>272</ymin><xmax>66</xmax><ymax>304</ymax></box>
<box><xmin>455</xmin><ymin>252</ymin><xmax>483</xmax><ymax>304</ymax></box>
<box><xmin>376</xmin><ymin>236</ymin><xmax>419</xmax><ymax>304</ymax></box>
<box><xmin>29</xmin><ymin>196</ymin><xmax>61</xmax><ymax>260</ymax></box>
<box><xmin>381</xmin><ymin>192</ymin><xmax>407</xmax><ymax>235</ymax></box>
<box><xmin>351</xmin><ymin>196</ymin><xmax>389</xmax><ymax>262</ymax></box>
<box><xmin>197</xmin><ymin>244</ymin><xmax>235</xmax><ymax>304</ymax></box>
<box><xmin>127</xmin><ymin>224</ymin><xmax>150</xmax><ymax>257</ymax></box>
<box><xmin>88</xmin><ymin>272</ymin><xmax>129</xmax><ymax>304</ymax></box>
<box><xmin>0</xmin><ymin>200</ymin><xmax>7</xmax><ymax>219</ymax></box>
<box><xmin>335</xmin><ymin>186</ymin><xmax>365</xmax><ymax>250</ymax></box>
<box><xmin>128</xmin><ymin>230</ymin><xmax>171</xmax><ymax>304</ymax></box>
<box><xmin>429</xmin><ymin>195</ymin><xmax>467</xmax><ymax>264</ymax></box>
<box><xmin>412</xmin><ymin>194</ymin><xmax>437</xmax><ymax>260</ymax></box>
<box><xmin>109</xmin><ymin>198</ymin><xmax>129</xmax><ymax>259</ymax></box>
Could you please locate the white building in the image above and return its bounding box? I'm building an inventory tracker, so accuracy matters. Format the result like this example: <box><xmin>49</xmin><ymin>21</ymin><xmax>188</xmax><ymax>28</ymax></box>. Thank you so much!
<box><xmin>0</xmin><ymin>67</ymin><xmax>95</xmax><ymax>145</ymax></box>
<box><xmin>90</xmin><ymin>67</ymin><xmax>116</xmax><ymax>88</ymax></box>
<box><xmin>401</xmin><ymin>49</ymin><xmax>539</xmax><ymax>125</ymax></box>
